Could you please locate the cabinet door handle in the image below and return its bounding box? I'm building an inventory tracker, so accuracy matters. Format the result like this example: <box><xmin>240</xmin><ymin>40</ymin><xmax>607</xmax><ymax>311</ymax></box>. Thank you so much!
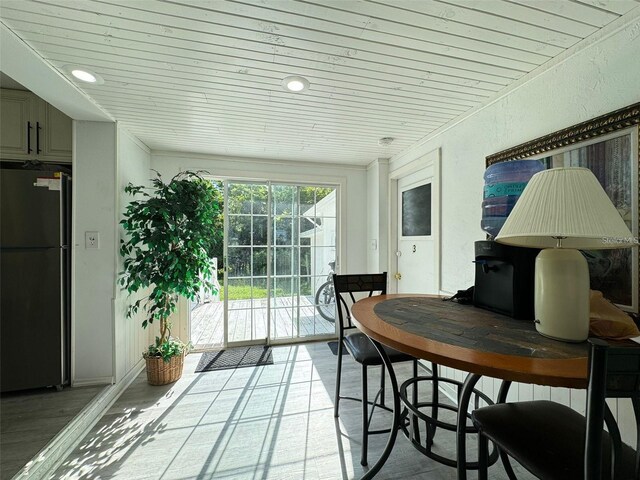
<box><xmin>27</xmin><ymin>121</ymin><xmax>33</xmax><ymax>154</ymax></box>
<box><xmin>36</xmin><ymin>122</ymin><xmax>42</xmax><ymax>154</ymax></box>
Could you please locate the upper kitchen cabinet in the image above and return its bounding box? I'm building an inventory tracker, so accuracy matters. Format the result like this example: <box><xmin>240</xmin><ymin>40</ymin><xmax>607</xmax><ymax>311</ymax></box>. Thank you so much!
<box><xmin>0</xmin><ymin>89</ymin><xmax>72</xmax><ymax>163</ymax></box>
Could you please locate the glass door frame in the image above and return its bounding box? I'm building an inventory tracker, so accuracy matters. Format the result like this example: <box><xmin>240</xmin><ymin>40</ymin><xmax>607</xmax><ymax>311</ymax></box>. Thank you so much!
<box><xmin>222</xmin><ymin>178</ymin><xmax>339</xmax><ymax>348</ymax></box>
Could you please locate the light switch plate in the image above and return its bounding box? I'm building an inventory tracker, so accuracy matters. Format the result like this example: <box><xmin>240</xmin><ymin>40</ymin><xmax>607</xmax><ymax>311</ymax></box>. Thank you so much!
<box><xmin>85</xmin><ymin>231</ymin><xmax>100</xmax><ymax>249</ymax></box>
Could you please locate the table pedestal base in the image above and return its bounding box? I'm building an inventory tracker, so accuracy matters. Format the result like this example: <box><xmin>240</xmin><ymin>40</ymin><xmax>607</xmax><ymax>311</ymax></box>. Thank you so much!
<box><xmin>358</xmin><ymin>345</ymin><xmax>514</xmax><ymax>480</ymax></box>
<box><xmin>401</xmin><ymin>375</ymin><xmax>496</xmax><ymax>470</ymax></box>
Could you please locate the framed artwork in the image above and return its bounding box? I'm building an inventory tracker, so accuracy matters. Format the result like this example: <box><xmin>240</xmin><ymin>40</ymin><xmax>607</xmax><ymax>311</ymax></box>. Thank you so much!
<box><xmin>486</xmin><ymin>103</ymin><xmax>640</xmax><ymax>313</ymax></box>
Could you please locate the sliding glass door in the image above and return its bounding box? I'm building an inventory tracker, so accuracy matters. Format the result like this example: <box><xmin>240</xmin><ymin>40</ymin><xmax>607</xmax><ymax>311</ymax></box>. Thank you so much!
<box><xmin>226</xmin><ymin>182</ymin><xmax>269</xmax><ymax>344</ymax></box>
<box><xmin>224</xmin><ymin>181</ymin><xmax>337</xmax><ymax>346</ymax></box>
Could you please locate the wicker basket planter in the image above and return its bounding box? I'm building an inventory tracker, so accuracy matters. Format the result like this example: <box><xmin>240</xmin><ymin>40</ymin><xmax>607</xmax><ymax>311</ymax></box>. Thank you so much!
<box><xmin>145</xmin><ymin>352</ymin><xmax>185</xmax><ymax>386</ymax></box>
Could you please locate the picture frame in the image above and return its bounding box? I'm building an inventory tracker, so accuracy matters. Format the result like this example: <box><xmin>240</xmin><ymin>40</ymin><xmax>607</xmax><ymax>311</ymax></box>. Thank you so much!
<box><xmin>486</xmin><ymin>103</ymin><xmax>640</xmax><ymax>313</ymax></box>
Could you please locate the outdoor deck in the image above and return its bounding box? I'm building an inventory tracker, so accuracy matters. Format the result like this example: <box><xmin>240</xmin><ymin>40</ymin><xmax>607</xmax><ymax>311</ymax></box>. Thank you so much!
<box><xmin>190</xmin><ymin>297</ymin><xmax>336</xmax><ymax>349</ymax></box>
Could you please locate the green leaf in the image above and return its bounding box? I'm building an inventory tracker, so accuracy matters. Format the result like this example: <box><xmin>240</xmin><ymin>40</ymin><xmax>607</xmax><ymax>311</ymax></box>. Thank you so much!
<box><xmin>120</xmin><ymin>171</ymin><xmax>222</xmax><ymax>352</ymax></box>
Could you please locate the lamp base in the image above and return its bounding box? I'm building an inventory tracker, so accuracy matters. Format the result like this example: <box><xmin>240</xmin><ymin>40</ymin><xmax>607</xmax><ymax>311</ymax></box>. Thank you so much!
<box><xmin>534</xmin><ymin>248</ymin><xmax>590</xmax><ymax>343</ymax></box>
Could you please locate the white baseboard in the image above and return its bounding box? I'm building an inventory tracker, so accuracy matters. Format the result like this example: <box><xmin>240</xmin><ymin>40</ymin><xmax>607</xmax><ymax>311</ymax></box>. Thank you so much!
<box><xmin>12</xmin><ymin>362</ymin><xmax>144</xmax><ymax>480</ymax></box>
<box><xmin>71</xmin><ymin>376</ymin><xmax>115</xmax><ymax>387</ymax></box>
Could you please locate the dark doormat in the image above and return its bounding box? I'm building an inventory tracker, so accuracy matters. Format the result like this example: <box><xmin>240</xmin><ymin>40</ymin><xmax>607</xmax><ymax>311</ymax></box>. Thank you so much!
<box><xmin>328</xmin><ymin>341</ymin><xmax>349</xmax><ymax>356</ymax></box>
<box><xmin>195</xmin><ymin>346</ymin><xmax>273</xmax><ymax>373</ymax></box>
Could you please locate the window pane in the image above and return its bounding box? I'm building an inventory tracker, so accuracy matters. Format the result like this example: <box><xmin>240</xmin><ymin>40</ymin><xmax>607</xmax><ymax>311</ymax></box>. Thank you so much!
<box><xmin>299</xmin><ymin>216</ymin><xmax>319</xmax><ymax>237</ymax></box>
<box><xmin>272</xmin><ymin>277</ymin><xmax>293</xmax><ymax>302</ymax></box>
<box><xmin>228</xmin><ymin>183</ymin><xmax>253</xmax><ymax>215</ymax></box>
<box><xmin>226</xmin><ymin>278</ymin><xmax>252</xmax><ymax>306</ymax></box>
<box><xmin>227</xmin><ymin>247</ymin><xmax>251</xmax><ymax>277</ymax></box>
<box><xmin>310</xmin><ymin>248</ymin><xmax>335</xmax><ymax>277</ymax></box>
<box><xmin>228</xmin><ymin>215</ymin><xmax>251</xmax><ymax>246</ymax></box>
<box><xmin>299</xmin><ymin>186</ymin><xmax>317</xmax><ymax>214</ymax></box>
<box><xmin>299</xmin><ymin>276</ymin><xmax>312</xmax><ymax>297</ymax></box>
<box><xmin>252</xmin><ymin>216</ymin><xmax>268</xmax><ymax>245</ymax></box>
<box><xmin>251</xmin><ymin>278</ymin><xmax>268</xmax><ymax>306</ymax></box>
<box><xmin>402</xmin><ymin>183</ymin><xmax>432</xmax><ymax>236</ymax></box>
<box><xmin>273</xmin><ymin>185</ymin><xmax>295</xmax><ymax>215</ymax></box>
<box><xmin>253</xmin><ymin>247</ymin><xmax>268</xmax><ymax>276</ymax></box>
<box><xmin>274</xmin><ymin>216</ymin><xmax>293</xmax><ymax>245</ymax></box>
<box><xmin>252</xmin><ymin>185</ymin><xmax>268</xmax><ymax>215</ymax></box>
<box><xmin>311</xmin><ymin>217</ymin><xmax>337</xmax><ymax>246</ymax></box>
<box><xmin>273</xmin><ymin>247</ymin><xmax>294</xmax><ymax>276</ymax></box>
<box><xmin>300</xmin><ymin>245</ymin><xmax>311</xmax><ymax>276</ymax></box>
<box><xmin>315</xmin><ymin>187</ymin><xmax>335</xmax><ymax>203</ymax></box>
<box><xmin>312</xmin><ymin>275</ymin><xmax>331</xmax><ymax>297</ymax></box>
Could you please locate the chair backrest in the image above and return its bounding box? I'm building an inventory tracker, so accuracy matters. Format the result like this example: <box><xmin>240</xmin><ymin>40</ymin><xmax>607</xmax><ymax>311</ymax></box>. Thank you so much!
<box><xmin>585</xmin><ymin>338</ymin><xmax>640</xmax><ymax>479</ymax></box>
<box><xmin>332</xmin><ymin>273</ymin><xmax>387</xmax><ymax>336</ymax></box>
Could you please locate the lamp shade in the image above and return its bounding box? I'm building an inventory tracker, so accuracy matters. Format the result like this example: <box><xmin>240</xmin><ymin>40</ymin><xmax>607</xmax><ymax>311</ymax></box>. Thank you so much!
<box><xmin>496</xmin><ymin>167</ymin><xmax>633</xmax><ymax>249</ymax></box>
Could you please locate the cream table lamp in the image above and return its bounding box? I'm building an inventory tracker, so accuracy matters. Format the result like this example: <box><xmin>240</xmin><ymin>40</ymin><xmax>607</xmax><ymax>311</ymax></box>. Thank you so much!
<box><xmin>496</xmin><ymin>167</ymin><xmax>634</xmax><ymax>342</ymax></box>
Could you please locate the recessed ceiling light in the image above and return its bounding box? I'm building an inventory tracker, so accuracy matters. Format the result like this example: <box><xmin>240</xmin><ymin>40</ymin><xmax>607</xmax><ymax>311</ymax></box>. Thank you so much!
<box><xmin>378</xmin><ymin>137</ymin><xmax>395</xmax><ymax>146</ymax></box>
<box><xmin>282</xmin><ymin>75</ymin><xmax>309</xmax><ymax>92</ymax></box>
<box><xmin>72</xmin><ymin>69</ymin><xmax>96</xmax><ymax>82</ymax></box>
<box><xmin>62</xmin><ymin>65</ymin><xmax>104</xmax><ymax>84</ymax></box>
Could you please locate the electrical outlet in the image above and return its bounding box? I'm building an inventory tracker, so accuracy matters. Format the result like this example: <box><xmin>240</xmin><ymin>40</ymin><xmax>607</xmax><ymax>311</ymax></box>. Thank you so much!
<box><xmin>85</xmin><ymin>231</ymin><xmax>100</xmax><ymax>249</ymax></box>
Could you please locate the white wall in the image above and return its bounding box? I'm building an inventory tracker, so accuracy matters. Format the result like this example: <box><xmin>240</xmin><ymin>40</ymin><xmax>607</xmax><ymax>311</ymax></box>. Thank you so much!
<box><xmin>114</xmin><ymin>127</ymin><xmax>152</xmax><ymax>383</ymax></box>
<box><xmin>73</xmin><ymin>122</ymin><xmax>152</xmax><ymax>386</ymax></box>
<box><xmin>73</xmin><ymin>121</ymin><xmax>117</xmax><ymax>385</ymax></box>
<box><xmin>366</xmin><ymin>159</ymin><xmax>389</xmax><ymax>273</ymax></box>
<box><xmin>387</xmin><ymin>17</ymin><xmax>640</xmax><ymax>444</ymax></box>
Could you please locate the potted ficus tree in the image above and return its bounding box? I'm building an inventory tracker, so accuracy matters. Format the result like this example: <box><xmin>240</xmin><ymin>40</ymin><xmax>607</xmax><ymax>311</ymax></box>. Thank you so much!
<box><xmin>119</xmin><ymin>170</ymin><xmax>222</xmax><ymax>385</ymax></box>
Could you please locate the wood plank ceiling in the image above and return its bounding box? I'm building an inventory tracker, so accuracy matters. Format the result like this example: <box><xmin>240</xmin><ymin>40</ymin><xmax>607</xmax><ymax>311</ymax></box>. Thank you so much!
<box><xmin>1</xmin><ymin>0</ymin><xmax>638</xmax><ymax>165</ymax></box>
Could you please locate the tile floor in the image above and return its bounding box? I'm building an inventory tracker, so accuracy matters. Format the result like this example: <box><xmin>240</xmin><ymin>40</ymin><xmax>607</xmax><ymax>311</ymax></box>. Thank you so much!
<box><xmin>51</xmin><ymin>342</ymin><xmax>533</xmax><ymax>479</ymax></box>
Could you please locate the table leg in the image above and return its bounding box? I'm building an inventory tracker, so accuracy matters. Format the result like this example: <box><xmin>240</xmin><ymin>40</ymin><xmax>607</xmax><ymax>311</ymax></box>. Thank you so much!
<box><xmin>359</xmin><ymin>338</ymin><xmax>401</xmax><ymax>480</ymax></box>
<box><xmin>496</xmin><ymin>380</ymin><xmax>517</xmax><ymax>480</ymax></box>
<box><xmin>496</xmin><ymin>380</ymin><xmax>512</xmax><ymax>403</ymax></box>
<box><xmin>456</xmin><ymin>373</ymin><xmax>482</xmax><ymax>480</ymax></box>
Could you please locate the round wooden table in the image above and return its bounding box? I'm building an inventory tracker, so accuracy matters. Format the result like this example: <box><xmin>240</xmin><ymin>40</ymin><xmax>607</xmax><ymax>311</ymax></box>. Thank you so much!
<box><xmin>351</xmin><ymin>294</ymin><xmax>590</xmax><ymax>480</ymax></box>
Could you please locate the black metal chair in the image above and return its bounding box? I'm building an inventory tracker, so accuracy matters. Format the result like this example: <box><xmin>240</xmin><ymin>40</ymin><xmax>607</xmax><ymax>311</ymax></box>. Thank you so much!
<box><xmin>472</xmin><ymin>338</ymin><xmax>640</xmax><ymax>480</ymax></box>
<box><xmin>332</xmin><ymin>272</ymin><xmax>419</xmax><ymax>466</ymax></box>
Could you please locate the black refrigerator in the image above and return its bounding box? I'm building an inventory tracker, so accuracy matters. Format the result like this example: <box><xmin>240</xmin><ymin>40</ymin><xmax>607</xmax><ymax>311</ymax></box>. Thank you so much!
<box><xmin>1</xmin><ymin>167</ymin><xmax>71</xmax><ymax>392</ymax></box>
